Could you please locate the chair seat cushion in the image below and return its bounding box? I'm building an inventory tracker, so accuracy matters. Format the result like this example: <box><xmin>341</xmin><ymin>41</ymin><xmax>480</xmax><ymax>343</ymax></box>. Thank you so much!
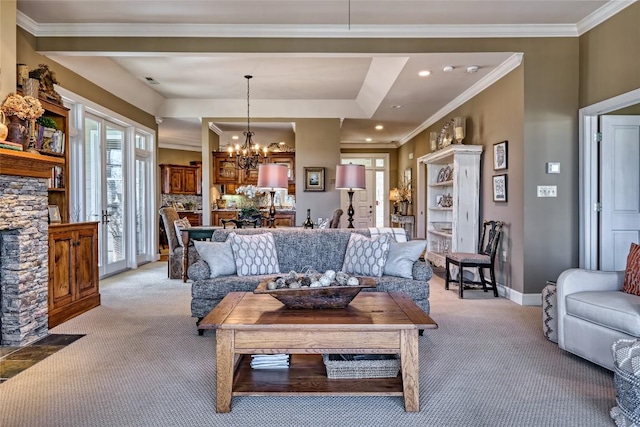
<box><xmin>566</xmin><ymin>291</ymin><xmax>640</xmax><ymax>337</ymax></box>
<box><xmin>447</xmin><ymin>253</ymin><xmax>490</xmax><ymax>264</ymax></box>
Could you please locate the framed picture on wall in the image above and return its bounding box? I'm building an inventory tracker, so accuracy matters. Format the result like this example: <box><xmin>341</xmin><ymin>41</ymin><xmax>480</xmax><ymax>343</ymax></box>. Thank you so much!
<box><xmin>304</xmin><ymin>167</ymin><xmax>325</xmax><ymax>192</ymax></box>
<box><xmin>493</xmin><ymin>140</ymin><xmax>508</xmax><ymax>170</ymax></box>
<box><xmin>493</xmin><ymin>174</ymin><xmax>508</xmax><ymax>202</ymax></box>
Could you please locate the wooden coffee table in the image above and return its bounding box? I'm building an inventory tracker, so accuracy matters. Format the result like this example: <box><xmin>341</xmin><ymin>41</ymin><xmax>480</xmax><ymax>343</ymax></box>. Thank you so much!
<box><xmin>199</xmin><ymin>291</ymin><xmax>437</xmax><ymax>412</ymax></box>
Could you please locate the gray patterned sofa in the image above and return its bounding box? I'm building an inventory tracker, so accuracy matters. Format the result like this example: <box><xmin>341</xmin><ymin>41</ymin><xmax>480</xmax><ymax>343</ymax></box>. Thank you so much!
<box><xmin>187</xmin><ymin>228</ymin><xmax>433</xmax><ymax>334</ymax></box>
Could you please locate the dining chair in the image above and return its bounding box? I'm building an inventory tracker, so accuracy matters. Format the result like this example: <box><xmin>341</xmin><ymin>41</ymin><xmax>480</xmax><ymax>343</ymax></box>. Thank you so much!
<box><xmin>445</xmin><ymin>220</ymin><xmax>504</xmax><ymax>298</ymax></box>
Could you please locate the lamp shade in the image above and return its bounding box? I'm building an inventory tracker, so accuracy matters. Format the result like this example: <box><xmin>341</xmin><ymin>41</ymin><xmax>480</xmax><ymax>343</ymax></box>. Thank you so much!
<box><xmin>390</xmin><ymin>188</ymin><xmax>400</xmax><ymax>201</ymax></box>
<box><xmin>335</xmin><ymin>164</ymin><xmax>366</xmax><ymax>190</ymax></box>
<box><xmin>257</xmin><ymin>163</ymin><xmax>288</xmax><ymax>190</ymax></box>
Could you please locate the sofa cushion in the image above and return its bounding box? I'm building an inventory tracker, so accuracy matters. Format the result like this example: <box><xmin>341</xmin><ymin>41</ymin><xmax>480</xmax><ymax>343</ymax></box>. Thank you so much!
<box><xmin>341</xmin><ymin>233</ymin><xmax>390</xmax><ymax>277</ymax></box>
<box><xmin>193</xmin><ymin>240</ymin><xmax>236</xmax><ymax>278</ymax></box>
<box><xmin>384</xmin><ymin>240</ymin><xmax>426</xmax><ymax>279</ymax></box>
<box><xmin>623</xmin><ymin>242</ymin><xmax>640</xmax><ymax>296</ymax></box>
<box><xmin>229</xmin><ymin>232</ymin><xmax>280</xmax><ymax>276</ymax></box>
<box><xmin>566</xmin><ymin>291</ymin><xmax>640</xmax><ymax>337</ymax></box>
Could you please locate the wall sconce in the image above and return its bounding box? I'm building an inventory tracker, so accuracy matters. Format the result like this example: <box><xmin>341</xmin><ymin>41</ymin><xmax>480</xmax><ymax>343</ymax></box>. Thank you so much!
<box><xmin>453</xmin><ymin>116</ymin><xmax>466</xmax><ymax>144</ymax></box>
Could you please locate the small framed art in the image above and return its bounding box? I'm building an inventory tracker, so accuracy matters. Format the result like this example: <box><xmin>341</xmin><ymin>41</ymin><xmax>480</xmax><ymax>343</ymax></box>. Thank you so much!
<box><xmin>48</xmin><ymin>205</ymin><xmax>62</xmax><ymax>223</ymax></box>
<box><xmin>493</xmin><ymin>140</ymin><xmax>508</xmax><ymax>171</ymax></box>
<box><xmin>493</xmin><ymin>174</ymin><xmax>508</xmax><ymax>202</ymax></box>
<box><xmin>304</xmin><ymin>167</ymin><xmax>325</xmax><ymax>192</ymax></box>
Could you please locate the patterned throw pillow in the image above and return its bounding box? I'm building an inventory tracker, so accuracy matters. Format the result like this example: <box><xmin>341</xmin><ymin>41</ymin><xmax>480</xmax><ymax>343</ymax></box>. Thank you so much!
<box><xmin>228</xmin><ymin>232</ymin><xmax>280</xmax><ymax>276</ymax></box>
<box><xmin>622</xmin><ymin>243</ymin><xmax>640</xmax><ymax>296</ymax></box>
<box><xmin>193</xmin><ymin>239</ymin><xmax>236</xmax><ymax>278</ymax></box>
<box><xmin>341</xmin><ymin>233</ymin><xmax>391</xmax><ymax>277</ymax></box>
<box><xmin>173</xmin><ymin>218</ymin><xmax>191</xmax><ymax>247</ymax></box>
<box><xmin>383</xmin><ymin>240</ymin><xmax>426</xmax><ymax>279</ymax></box>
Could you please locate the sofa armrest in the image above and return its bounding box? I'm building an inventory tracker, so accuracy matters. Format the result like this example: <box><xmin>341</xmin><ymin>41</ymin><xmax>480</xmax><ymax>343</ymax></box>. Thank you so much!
<box><xmin>556</xmin><ymin>268</ymin><xmax>624</xmax><ymax>348</ymax></box>
<box><xmin>187</xmin><ymin>260</ymin><xmax>210</xmax><ymax>281</ymax></box>
<box><xmin>412</xmin><ymin>260</ymin><xmax>433</xmax><ymax>281</ymax></box>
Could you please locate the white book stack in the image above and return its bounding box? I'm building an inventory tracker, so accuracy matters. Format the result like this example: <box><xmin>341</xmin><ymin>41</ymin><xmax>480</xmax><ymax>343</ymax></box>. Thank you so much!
<box><xmin>250</xmin><ymin>354</ymin><xmax>290</xmax><ymax>369</ymax></box>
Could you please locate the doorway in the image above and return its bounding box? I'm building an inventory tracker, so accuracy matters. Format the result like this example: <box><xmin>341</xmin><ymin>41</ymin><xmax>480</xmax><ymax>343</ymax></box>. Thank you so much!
<box><xmin>339</xmin><ymin>154</ymin><xmax>389</xmax><ymax>228</ymax></box>
<box><xmin>579</xmin><ymin>88</ymin><xmax>640</xmax><ymax>269</ymax></box>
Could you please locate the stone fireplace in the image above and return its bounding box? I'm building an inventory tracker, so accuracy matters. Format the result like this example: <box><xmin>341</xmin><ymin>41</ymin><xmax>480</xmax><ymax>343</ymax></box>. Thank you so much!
<box><xmin>0</xmin><ymin>173</ymin><xmax>50</xmax><ymax>346</ymax></box>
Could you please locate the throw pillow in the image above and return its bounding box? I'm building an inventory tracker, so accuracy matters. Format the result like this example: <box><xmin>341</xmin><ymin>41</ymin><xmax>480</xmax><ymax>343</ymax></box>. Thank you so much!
<box><xmin>193</xmin><ymin>239</ymin><xmax>236</xmax><ymax>278</ymax></box>
<box><xmin>622</xmin><ymin>242</ymin><xmax>640</xmax><ymax>296</ymax></box>
<box><xmin>341</xmin><ymin>233</ymin><xmax>391</xmax><ymax>277</ymax></box>
<box><xmin>383</xmin><ymin>240</ymin><xmax>426</xmax><ymax>279</ymax></box>
<box><xmin>228</xmin><ymin>232</ymin><xmax>280</xmax><ymax>276</ymax></box>
<box><xmin>173</xmin><ymin>218</ymin><xmax>191</xmax><ymax>247</ymax></box>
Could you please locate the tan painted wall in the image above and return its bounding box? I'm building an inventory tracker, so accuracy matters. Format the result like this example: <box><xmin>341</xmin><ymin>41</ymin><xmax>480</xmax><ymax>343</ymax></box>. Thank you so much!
<box><xmin>610</xmin><ymin>104</ymin><xmax>640</xmax><ymax>115</ymax></box>
<box><xmin>294</xmin><ymin>119</ymin><xmax>342</xmax><ymax>225</ymax></box>
<box><xmin>157</xmin><ymin>149</ymin><xmax>201</xmax><ymax>166</ymax></box>
<box><xmin>579</xmin><ymin>2</ymin><xmax>640</xmax><ymax>108</ymax></box>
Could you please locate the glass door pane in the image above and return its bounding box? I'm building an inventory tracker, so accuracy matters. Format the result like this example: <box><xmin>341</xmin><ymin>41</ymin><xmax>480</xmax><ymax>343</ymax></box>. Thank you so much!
<box><xmin>135</xmin><ymin>156</ymin><xmax>149</xmax><ymax>260</ymax></box>
<box><xmin>105</xmin><ymin>124</ymin><xmax>125</xmax><ymax>269</ymax></box>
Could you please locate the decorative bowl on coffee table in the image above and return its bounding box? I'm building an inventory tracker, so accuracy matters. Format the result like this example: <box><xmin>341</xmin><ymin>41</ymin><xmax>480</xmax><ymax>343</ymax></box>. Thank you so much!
<box><xmin>254</xmin><ymin>277</ymin><xmax>376</xmax><ymax>309</ymax></box>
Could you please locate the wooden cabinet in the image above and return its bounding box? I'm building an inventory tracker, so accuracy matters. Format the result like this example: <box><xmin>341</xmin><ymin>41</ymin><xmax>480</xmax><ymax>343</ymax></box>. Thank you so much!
<box><xmin>273</xmin><ymin>211</ymin><xmax>296</xmax><ymax>227</ymax></box>
<box><xmin>179</xmin><ymin>211</ymin><xmax>202</xmax><ymax>226</ymax></box>
<box><xmin>213</xmin><ymin>152</ymin><xmax>296</xmax><ymax>194</ymax></box>
<box><xmin>418</xmin><ymin>145</ymin><xmax>482</xmax><ymax>268</ymax></box>
<box><xmin>212</xmin><ymin>210</ymin><xmax>238</xmax><ymax>226</ymax></box>
<box><xmin>160</xmin><ymin>164</ymin><xmax>201</xmax><ymax>194</ymax></box>
<box><xmin>48</xmin><ymin>222</ymin><xmax>100</xmax><ymax>327</ymax></box>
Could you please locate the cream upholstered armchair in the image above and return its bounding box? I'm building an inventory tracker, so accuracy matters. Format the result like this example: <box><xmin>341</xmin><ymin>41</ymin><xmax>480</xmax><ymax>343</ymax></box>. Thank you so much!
<box><xmin>556</xmin><ymin>268</ymin><xmax>639</xmax><ymax>370</ymax></box>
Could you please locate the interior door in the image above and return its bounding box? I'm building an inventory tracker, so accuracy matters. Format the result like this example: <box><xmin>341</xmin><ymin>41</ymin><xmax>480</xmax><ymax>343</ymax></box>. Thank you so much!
<box><xmin>353</xmin><ymin>169</ymin><xmax>375</xmax><ymax>228</ymax></box>
<box><xmin>600</xmin><ymin>115</ymin><xmax>640</xmax><ymax>270</ymax></box>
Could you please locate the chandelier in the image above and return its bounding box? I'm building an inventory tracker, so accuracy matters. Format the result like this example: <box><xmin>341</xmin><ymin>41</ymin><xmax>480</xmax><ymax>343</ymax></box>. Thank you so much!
<box><xmin>228</xmin><ymin>75</ymin><xmax>267</xmax><ymax>170</ymax></box>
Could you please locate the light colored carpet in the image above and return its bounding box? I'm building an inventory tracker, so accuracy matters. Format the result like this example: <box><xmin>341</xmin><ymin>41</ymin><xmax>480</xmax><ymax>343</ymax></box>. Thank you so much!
<box><xmin>1</xmin><ymin>262</ymin><xmax>615</xmax><ymax>427</ymax></box>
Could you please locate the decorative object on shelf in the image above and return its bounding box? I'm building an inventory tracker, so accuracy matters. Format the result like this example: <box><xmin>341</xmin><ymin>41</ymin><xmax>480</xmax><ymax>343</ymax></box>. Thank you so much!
<box><xmin>453</xmin><ymin>116</ymin><xmax>466</xmax><ymax>144</ymax></box>
<box><xmin>257</xmin><ymin>163</ymin><xmax>288</xmax><ymax>228</ymax></box>
<box><xmin>1</xmin><ymin>92</ymin><xmax>44</xmax><ymax>150</ymax></box>
<box><xmin>429</xmin><ymin>131</ymin><xmax>438</xmax><ymax>152</ymax></box>
<box><xmin>437</xmin><ymin>165</ymin><xmax>452</xmax><ymax>183</ymax></box>
<box><xmin>304</xmin><ymin>167</ymin><xmax>325</xmax><ymax>191</ymax></box>
<box><xmin>227</xmin><ymin>75</ymin><xmax>267</xmax><ymax>170</ymax></box>
<box><xmin>437</xmin><ymin>193</ymin><xmax>453</xmax><ymax>208</ymax></box>
<box><xmin>267</xmin><ymin>141</ymin><xmax>294</xmax><ymax>152</ymax></box>
<box><xmin>493</xmin><ymin>140</ymin><xmax>508</xmax><ymax>170</ymax></box>
<box><xmin>336</xmin><ymin>163</ymin><xmax>366</xmax><ymax>228</ymax></box>
<box><xmin>28</xmin><ymin>63</ymin><xmax>63</xmax><ymax>105</ymax></box>
<box><xmin>0</xmin><ymin>111</ymin><xmax>8</xmax><ymax>142</ymax></box>
<box><xmin>493</xmin><ymin>174</ymin><xmax>508</xmax><ymax>202</ymax></box>
<box><xmin>48</xmin><ymin>205</ymin><xmax>62</xmax><ymax>223</ymax></box>
<box><xmin>24</xmin><ymin>78</ymin><xmax>39</xmax><ymax>99</ymax></box>
<box><xmin>432</xmin><ymin>222</ymin><xmax>452</xmax><ymax>233</ymax></box>
<box><xmin>303</xmin><ymin>208</ymin><xmax>314</xmax><ymax>229</ymax></box>
<box><xmin>16</xmin><ymin>64</ymin><xmax>29</xmax><ymax>87</ymax></box>
<box><xmin>254</xmin><ymin>271</ymin><xmax>376</xmax><ymax>309</ymax></box>
<box><xmin>438</xmin><ymin>119</ymin><xmax>454</xmax><ymax>149</ymax></box>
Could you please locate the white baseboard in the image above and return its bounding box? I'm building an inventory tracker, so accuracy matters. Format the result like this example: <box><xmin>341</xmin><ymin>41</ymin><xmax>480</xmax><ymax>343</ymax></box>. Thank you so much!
<box><xmin>498</xmin><ymin>284</ymin><xmax>542</xmax><ymax>306</ymax></box>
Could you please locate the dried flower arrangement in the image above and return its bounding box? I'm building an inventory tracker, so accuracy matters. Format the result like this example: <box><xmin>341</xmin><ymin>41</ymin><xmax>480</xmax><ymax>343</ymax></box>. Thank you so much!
<box><xmin>1</xmin><ymin>92</ymin><xmax>44</xmax><ymax>120</ymax></box>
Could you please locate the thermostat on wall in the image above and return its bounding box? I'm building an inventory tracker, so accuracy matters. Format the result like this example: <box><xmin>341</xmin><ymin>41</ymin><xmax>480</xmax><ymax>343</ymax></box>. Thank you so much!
<box><xmin>546</xmin><ymin>162</ymin><xmax>560</xmax><ymax>174</ymax></box>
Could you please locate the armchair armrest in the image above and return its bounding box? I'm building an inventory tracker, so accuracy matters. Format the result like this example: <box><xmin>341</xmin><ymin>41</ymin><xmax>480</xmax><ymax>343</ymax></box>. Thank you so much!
<box><xmin>556</xmin><ymin>268</ymin><xmax>624</xmax><ymax>348</ymax></box>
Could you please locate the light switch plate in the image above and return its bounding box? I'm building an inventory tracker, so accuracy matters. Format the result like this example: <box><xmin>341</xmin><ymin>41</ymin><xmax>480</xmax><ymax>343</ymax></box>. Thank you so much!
<box><xmin>537</xmin><ymin>185</ymin><xmax>557</xmax><ymax>197</ymax></box>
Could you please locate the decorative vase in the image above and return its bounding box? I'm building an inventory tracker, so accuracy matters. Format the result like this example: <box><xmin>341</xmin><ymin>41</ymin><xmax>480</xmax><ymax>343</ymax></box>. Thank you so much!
<box><xmin>399</xmin><ymin>201</ymin><xmax>409</xmax><ymax>215</ymax></box>
<box><xmin>6</xmin><ymin>115</ymin><xmax>28</xmax><ymax>147</ymax></box>
<box><xmin>0</xmin><ymin>111</ymin><xmax>8</xmax><ymax>142</ymax></box>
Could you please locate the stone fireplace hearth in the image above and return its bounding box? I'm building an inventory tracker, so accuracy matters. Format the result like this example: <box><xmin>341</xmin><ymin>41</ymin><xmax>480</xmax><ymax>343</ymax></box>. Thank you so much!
<box><xmin>0</xmin><ymin>174</ymin><xmax>50</xmax><ymax>346</ymax></box>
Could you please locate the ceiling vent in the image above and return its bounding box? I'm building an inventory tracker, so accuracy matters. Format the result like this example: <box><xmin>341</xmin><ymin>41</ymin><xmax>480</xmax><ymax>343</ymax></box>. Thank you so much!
<box><xmin>144</xmin><ymin>77</ymin><xmax>159</xmax><ymax>85</ymax></box>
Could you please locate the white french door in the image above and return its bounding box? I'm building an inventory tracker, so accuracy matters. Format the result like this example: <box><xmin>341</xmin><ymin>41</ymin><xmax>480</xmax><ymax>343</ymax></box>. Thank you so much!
<box><xmin>134</xmin><ymin>132</ymin><xmax>154</xmax><ymax>265</ymax></box>
<box><xmin>340</xmin><ymin>155</ymin><xmax>389</xmax><ymax>228</ymax></box>
<box><xmin>84</xmin><ymin>114</ymin><xmax>127</xmax><ymax>276</ymax></box>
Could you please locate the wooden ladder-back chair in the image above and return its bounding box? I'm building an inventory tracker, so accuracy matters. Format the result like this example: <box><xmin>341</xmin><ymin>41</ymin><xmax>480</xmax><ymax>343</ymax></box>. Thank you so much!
<box><xmin>445</xmin><ymin>220</ymin><xmax>504</xmax><ymax>298</ymax></box>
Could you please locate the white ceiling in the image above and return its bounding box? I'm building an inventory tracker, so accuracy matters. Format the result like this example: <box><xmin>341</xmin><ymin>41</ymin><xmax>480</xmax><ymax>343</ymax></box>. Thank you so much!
<box><xmin>16</xmin><ymin>0</ymin><xmax>635</xmax><ymax>150</ymax></box>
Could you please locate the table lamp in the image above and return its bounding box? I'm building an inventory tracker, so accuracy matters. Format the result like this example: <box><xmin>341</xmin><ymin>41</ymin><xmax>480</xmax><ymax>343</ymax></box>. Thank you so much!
<box><xmin>390</xmin><ymin>188</ymin><xmax>400</xmax><ymax>214</ymax></box>
<box><xmin>257</xmin><ymin>163</ymin><xmax>288</xmax><ymax>228</ymax></box>
<box><xmin>335</xmin><ymin>164</ymin><xmax>366</xmax><ymax>228</ymax></box>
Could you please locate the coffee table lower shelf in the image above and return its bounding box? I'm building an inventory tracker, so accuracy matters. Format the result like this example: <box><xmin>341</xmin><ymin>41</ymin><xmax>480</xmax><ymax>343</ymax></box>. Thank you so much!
<box><xmin>233</xmin><ymin>354</ymin><xmax>404</xmax><ymax>396</ymax></box>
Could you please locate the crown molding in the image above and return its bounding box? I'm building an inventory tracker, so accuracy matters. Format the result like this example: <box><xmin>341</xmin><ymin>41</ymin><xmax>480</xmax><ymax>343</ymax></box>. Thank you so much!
<box><xmin>341</xmin><ymin>142</ymin><xmax>399</xmax><ymax>149</ymax></box>
<box><xmin>398</xmin><ymin>53</ymin><xmax>523</xmax><ymax>146</ymax></box>
<box><xmin>207</xmin><ymin>123</ymin><xmax>223</xmax><ymax>135</ymax></box>
<box><xmin>158</xmin><ymin>140</ymin><xmax>202</xmax><ymax>151</ymax></box>
<box><xmin>17</xmin><ymin>12</ymin><xmax>578</xmax><ymax>39</ymax></box>
<box><xmin>577</xmin><ymin>0</ymin><xmax>637</xmax><ymax>36</ymax></box>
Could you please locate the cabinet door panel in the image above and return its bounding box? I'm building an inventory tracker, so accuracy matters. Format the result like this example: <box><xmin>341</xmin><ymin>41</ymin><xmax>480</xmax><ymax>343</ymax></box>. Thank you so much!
<box><xmin>184</xmin><ymin>169</ymin><xmax>197</xmax><ymax>193</ymax></box>
<box><xmin>49</xmin><ymin>232</ymin><xmax>74</xmax><ymax>309</ymax></box>
<box><xmin>169</xmin><ymin>168</ymin><xmax>184</xmax><ymax>193</ymax></box>
<box><xmin>76</xmin><ymin>228</ymin><xmax>99</xmax><ymax>299</ymax></box>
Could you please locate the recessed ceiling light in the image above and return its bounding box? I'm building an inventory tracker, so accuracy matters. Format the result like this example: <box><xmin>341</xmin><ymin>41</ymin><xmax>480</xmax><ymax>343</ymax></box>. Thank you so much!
<box><xmin>232</xmin><ymin>135</ymin><xmax>239</xmax><ymax>140</ymax></box>
<box><xmin>443</xmin><ymin>65</ymin><xmax>454</xmax><ymax>73</ymax></box>
<box><xmin>366</xmin><ymin>138</ymin><xmax>372</xmax><ymax>142</ymax></box>
<box><xmin>375</xmin><ymin>125</ymin><xmax>384</xmax><ymax>130</ymax></box>
<box><xmin>391</xmin><ymin>105</ymin><xmax>402</xmax><ymax>109</ymax></box>
<box><xmin>466</xmin><ymin>65</ymin><xmax>479</xmax><ymax>73</ymax></box>
<box><xmin>418</xmin><ymin>70</ymin><xmax>431</xmax><ymax>77</ymax></box>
